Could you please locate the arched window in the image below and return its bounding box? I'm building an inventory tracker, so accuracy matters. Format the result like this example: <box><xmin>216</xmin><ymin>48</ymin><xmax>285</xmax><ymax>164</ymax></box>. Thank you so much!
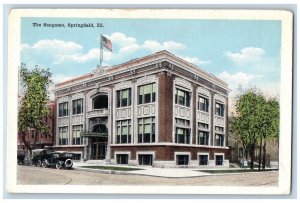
<box><xmin>93</xmin><ymin>95</ymin><xmax>108</xmax><ymax>109</ymax></box>
<box><xmin>92</xmin><ymin>124</ymin><xmax>108</xmax><ymax>134</ymax></box>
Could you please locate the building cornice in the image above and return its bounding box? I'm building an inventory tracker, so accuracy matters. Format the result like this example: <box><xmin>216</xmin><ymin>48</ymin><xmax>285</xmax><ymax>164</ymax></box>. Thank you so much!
<box><xmin>54</xmin><ymin>51</ymin><xmax>230</xmax><ymax>97</ymax></box>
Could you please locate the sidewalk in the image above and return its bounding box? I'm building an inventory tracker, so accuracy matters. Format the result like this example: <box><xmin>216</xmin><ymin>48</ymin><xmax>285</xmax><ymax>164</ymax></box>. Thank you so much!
<box><xmin>72</xmin><ymin>161</ymin><xmax>276</xmax><ymax>178</ymax></box>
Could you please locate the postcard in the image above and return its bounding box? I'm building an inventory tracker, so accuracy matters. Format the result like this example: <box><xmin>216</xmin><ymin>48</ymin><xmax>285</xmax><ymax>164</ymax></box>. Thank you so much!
<box><xmin>6</xmin><ymin>9</ymin><xmax>293</xmax><ymax>194</ymax></box>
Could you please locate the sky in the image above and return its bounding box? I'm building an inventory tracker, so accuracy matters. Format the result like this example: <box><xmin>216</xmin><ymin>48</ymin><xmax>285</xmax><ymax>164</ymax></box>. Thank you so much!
<box><xmin>20</xmin><ymin>17</ymin><xmax>281</xmax><ymax>110</ymax></box>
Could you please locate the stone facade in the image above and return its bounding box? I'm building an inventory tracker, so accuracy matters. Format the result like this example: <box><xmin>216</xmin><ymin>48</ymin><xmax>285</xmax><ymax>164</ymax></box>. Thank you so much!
<box><xmin>53</xmin><ymin>50</ymin><xmax>230</xmax><ymax>167</ymax></box>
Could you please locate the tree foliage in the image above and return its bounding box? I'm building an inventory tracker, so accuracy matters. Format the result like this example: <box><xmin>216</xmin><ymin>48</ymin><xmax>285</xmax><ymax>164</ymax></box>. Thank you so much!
<box><xmin>230</xmin><ymin>87</ymin><xmax>279</xmax><ymax>170</ymax></box>
<box><xmin>18</xmin><ymin>64</ymin><xmax>53</xmax><ymax>151</ymax></box>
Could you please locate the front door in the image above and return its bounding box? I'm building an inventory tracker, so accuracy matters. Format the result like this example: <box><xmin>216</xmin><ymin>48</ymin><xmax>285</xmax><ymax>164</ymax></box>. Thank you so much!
<box><xmin>92</xmin><ymin>142</ymin><xmax>107</xmax><ymax>160</ymax></box>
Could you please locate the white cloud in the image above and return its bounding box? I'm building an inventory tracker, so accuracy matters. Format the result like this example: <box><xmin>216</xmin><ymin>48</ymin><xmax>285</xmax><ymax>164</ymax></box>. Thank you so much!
<box><xmin>23</xmin><ymin>33</ymin><xmax>210</xmax><ymax>68</ymax></box>
<box><xmin>107</xmin><ymin>32</ymin><xmax>137</xmax><ymax>47</ymax></box>
<box><xmin>56</xmin><ymin>48</ymin><xmax>99</xmax><ymax>64</ymax></box>
<box><xmin>22</xmin><ymin>39</ymin><xmax>82</xmax><ymax>53</ymax></box>
<box><xmin>179</xmin><ymin>56</ymin><xmax>210</xmax><ymax>66</ymax></box>
<box><xmin>119</xmin><ymin>44</ymin><xmax>140</xmax><ymax>54</ymax></box>
<box><xmin>226</xmin><ymin>47</ymin><xmax>265</xmax><ymax>64</ymax></box>
<box><xmin>218</xmin><ymin>71</ymin><xmax>258</xmax><ymax>90</ymax></box>
<box><xmin>52</xmin><ymin>74</ymin><xmax>81</xmax><ymax>84</ymax></box>
<box><xmin>20</xmin><ymin>43</ymin><xmax>30</xmax><ymax>51</ymax></box>
<box><xmin>142</xmin><ymin>40</ymin><xmax>186</xmax><ymax>52</ymax></box>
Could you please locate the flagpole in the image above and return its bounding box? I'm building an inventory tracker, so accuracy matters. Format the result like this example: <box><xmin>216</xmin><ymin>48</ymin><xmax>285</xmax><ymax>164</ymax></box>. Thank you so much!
<box><xmin>100</xmin><ymin>34</ymin><xmax>103</xmax><ymax>67</ymax></box>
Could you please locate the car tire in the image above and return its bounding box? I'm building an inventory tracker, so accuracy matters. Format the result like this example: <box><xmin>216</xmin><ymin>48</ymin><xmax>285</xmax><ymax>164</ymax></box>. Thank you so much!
<box><xmin>42</xmin><ymin>160</ymin><xmax>47</xmax><ymax>168</ymax></box>
<box><xmin>65</xmin><ymin>159</ymin><xmax>73</xmax><ymax>168</ymax></box>
<box><xmin>36</xmin><ymin>160</ymin><xmax>42</xmax><ymax>167</ymax></box>
<box><xmin>56</xmin><ymin>162</ymin><xmax>62</xmax><ymax>170</ymax></box>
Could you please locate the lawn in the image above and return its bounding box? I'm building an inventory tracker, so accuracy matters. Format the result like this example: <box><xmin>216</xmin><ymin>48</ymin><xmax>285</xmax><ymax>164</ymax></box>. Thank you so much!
<box><xmin>197</xmin><ymin>169</ymin><xmax>278</xmax><ymax>174</ymax></box>
<box><xmin>80</xmin><ymin>165</ymin><xmax>144</xmax><ymax>171</ymax></box>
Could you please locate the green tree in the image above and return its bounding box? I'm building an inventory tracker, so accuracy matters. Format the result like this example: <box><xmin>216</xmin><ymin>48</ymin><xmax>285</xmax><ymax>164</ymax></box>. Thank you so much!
<box><xmin>231</xmin><ymin>87</ymin><xmax>280</xmax><ymax>170</ymax></box>
<box><xmin>231</xmin><ymin>87</ymin><xmax>265</xmax><ymax>169</ymax></box>
<box><xmin>258</xmin><ymin>98</ymin><xmax>279</xmax><ymax>170</ymax></box>
<box><xmin>18</xmin><ymin>64</ymin><xmax>53</xmax><ymax>153</ymax></box>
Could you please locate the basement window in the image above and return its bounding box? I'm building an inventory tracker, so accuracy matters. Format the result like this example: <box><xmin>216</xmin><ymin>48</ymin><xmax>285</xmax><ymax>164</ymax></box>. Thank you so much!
<box><xmin>199</xmin><ymin>155</ymin><xmax>208</xmax><ymax>165</ymax></box>
<box><xmin>216</xmin><ymin>155</ymin><xmax>224</xmax><ymax>166</ymax></box>
<box><xmin>116</xmin><ymin>154</ymin><xmax>129</xmax><ymax>164</ymax></box>
<box><xmin>138</xmin><ymin>154</ymin><xmax>153</xmax><ymax>166</ymax></box>
<box><xmin>176</xmin><ymin>155</ymin><xmax>189</xmax><ymax>165</ymax></box>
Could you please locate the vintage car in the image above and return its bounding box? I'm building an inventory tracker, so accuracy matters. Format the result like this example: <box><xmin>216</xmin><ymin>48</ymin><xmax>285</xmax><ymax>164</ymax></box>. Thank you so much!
<box><xmin>41</xmin><ymin>151</ymin><xmax>74</xmax><ymax>169</ymax></box>
<box><xmin>17</xmin><ymin>150</ymin><xmax>26</xmax><ymax>165</ymax></box>
<box><xmin>31</xmin><ymin>149</ymin><xmax>54</xmax><ymax>167</ymax></box>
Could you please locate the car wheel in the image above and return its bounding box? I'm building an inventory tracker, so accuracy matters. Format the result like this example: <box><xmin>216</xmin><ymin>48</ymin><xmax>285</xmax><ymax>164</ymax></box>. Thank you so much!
<box><xmin>36</xmin><ymin>160</ymin><xmax>42</xmax><ymax>167</ymax></box>
<box><xmin>42</xmin><ymin>160</ymin><xmax>47</xmax><ymax>168</ymax></box>
<box><xmin>56</xmin><ymin>162</ymin><xmax>62</xmax><ymax>169</ymax></box>
<box><xmin>64</xmin><ymin>159</ymin><xmax>73</xmax><ymax>168</ymax></box>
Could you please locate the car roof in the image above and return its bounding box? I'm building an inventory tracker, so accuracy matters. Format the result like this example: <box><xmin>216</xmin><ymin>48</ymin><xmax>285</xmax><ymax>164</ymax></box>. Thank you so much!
<box><xmin>54</xmin><ymin>151</ymin><xmax>73</xmax><ymax>154</ymax></box>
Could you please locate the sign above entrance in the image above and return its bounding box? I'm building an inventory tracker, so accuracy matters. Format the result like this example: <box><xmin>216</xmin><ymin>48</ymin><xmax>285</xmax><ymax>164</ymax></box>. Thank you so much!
<box><xmin>80</xmin><ymin>132</ymin><xmax>108</xmax><ymax>138</ymax></box>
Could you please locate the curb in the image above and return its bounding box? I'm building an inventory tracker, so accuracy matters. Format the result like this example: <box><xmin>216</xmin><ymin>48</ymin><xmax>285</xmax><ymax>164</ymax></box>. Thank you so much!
<box><xmin>73</xmin><ymin>166</ymin><xmax>223</xmax><ymax>178</ymax></box>
<box><xmin>73</xmin><ymin>166</ymin><xmax>279</xmax><ymax>179</ymax></box>
<box><xmin>73</xmin><ymin>166</ymin><xmax>132</xmax><ymax>176</ymax></box>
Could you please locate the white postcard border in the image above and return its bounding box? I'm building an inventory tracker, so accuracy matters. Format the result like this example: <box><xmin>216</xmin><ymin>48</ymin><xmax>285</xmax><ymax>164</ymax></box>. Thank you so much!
<box><xmin>6</xmin><ymin>9</ymin><xmax>293</xmax><ymax>194</ymax></box>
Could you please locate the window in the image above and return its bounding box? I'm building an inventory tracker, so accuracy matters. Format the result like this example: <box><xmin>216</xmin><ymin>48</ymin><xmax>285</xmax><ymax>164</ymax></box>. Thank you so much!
<box><xmin>138</xmin><ymin>83</ymin><xmax>156</xmax><ymax>104</ymax></box>
<box><xmin>215</xmin><ymin>102</ymin><xmax>224</xmax><ymax>117</ymax></box>
<box><xmin>117</xmin><ymin>88</ymin><xmax>131</xmax><ymax>108</ymax></box>
<box><xmin>72</xmin><ymin>125</ymin><xmax>83</xmax><ymax>145</ymax></box>
<box><xmin>116</xmin><ymin>120</ymin><xmax>131</xmax><ymax>144</ymax></box>
<box><xmin>176</xmin><ymin>155</ymin><xmax>189</xmax><ymax>165</ymax></box>
<box><xmin>138</xmin><ymin>117</ymin><xmax>155</xmax><ymax>143</ymax></box>
<box><xmin>198</xmin><ymin>131</ymin><xmax>209</xmax><ymax>145</ymax></box>
<box><xmin>175</xmin><ymin>118</ymin><xmax>190</xmax><ymax>144</ymax></box>
<box><xmin>216</xmin><ymin>134</ymin><xmax>224</xmax><ymax>146</ymax></box>
<box><xmin>59</xmin><ymin>127</ymin><xmax>68</xmax><ymax>145</ymax></box>
<box><xmin>176</xmin><ymin>118</ymin><xmax>190</xmax><ymax>126</ymax></box>
<box><xmin>72</xmin><ymin>99</ymin><xmax>83</xmax><ymax>115</ymax></box>
<box><xmin>93</xmin><ymin>95</ymin><xmax>108</xmax><ymax>109</ymax></box>
<box><xmin>198</xmin><ymin>122</ymin><xmax>209</xmax><ymax>130</ymax></box>
<box><xmin>215</xmin><ymin>126</ymin><xmax>224</xmax><ymax>133</ymax></box>
<box><xmin>175</xmin><ymin>128</ymin><xmax>190</xmax><ymax>144</ymax></box>
<box><xmin>138</xmin><ymin>154</ymin><xmax>153</xmax><ymax>165</ymax></box>
<box><xmin>216</xmin><ymin>155</ymin><xmax>224</xmax><ymax>165</ymax></box>
<box><xmin>59</xmin><ymin>102</ymin><xmax>68</xmax><ymax>117</ymax></box>
<box><xmin>199</xmin><ymin>155</ymin><xmax>208</xmax><ymax>165</ymax></box>
<box><xmin>175</xmin><ymin>88</ymin><xmax>190</xmax><ymax>107</ymax></box>
<box><xmin>199</xmin><ymin>96</ymin><xmax>209</xmax><ymax>112</ymax></box>
<box><xmin>116</xmin><ymin>154</ymin><xmax>129</xmax><ymax>164</ymax></box>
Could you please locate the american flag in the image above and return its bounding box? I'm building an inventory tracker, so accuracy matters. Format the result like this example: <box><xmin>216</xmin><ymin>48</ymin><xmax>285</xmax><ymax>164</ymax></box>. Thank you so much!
<box><xmin>101</xmin><ymin>35</ymin><xmax>112</xmax><ymax>52</ymax></box>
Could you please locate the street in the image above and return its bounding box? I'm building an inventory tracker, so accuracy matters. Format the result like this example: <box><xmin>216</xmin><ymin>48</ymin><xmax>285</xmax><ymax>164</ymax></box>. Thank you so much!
<box><xmin>17</xmin><ymin>165</ymin><xmax>278</xmax><ymax>186</ymax></box>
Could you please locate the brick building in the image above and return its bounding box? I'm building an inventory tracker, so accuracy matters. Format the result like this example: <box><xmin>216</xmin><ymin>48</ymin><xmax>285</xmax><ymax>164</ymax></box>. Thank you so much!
<box><xmin>17</xmin><ymin>101</ymin><xmax>56</xmax><ymax>151</ymax></box>
<box><xmin>53</xmin><ymin>51</ymin><xmax>230</xmax><ymax>167</ymax></box>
